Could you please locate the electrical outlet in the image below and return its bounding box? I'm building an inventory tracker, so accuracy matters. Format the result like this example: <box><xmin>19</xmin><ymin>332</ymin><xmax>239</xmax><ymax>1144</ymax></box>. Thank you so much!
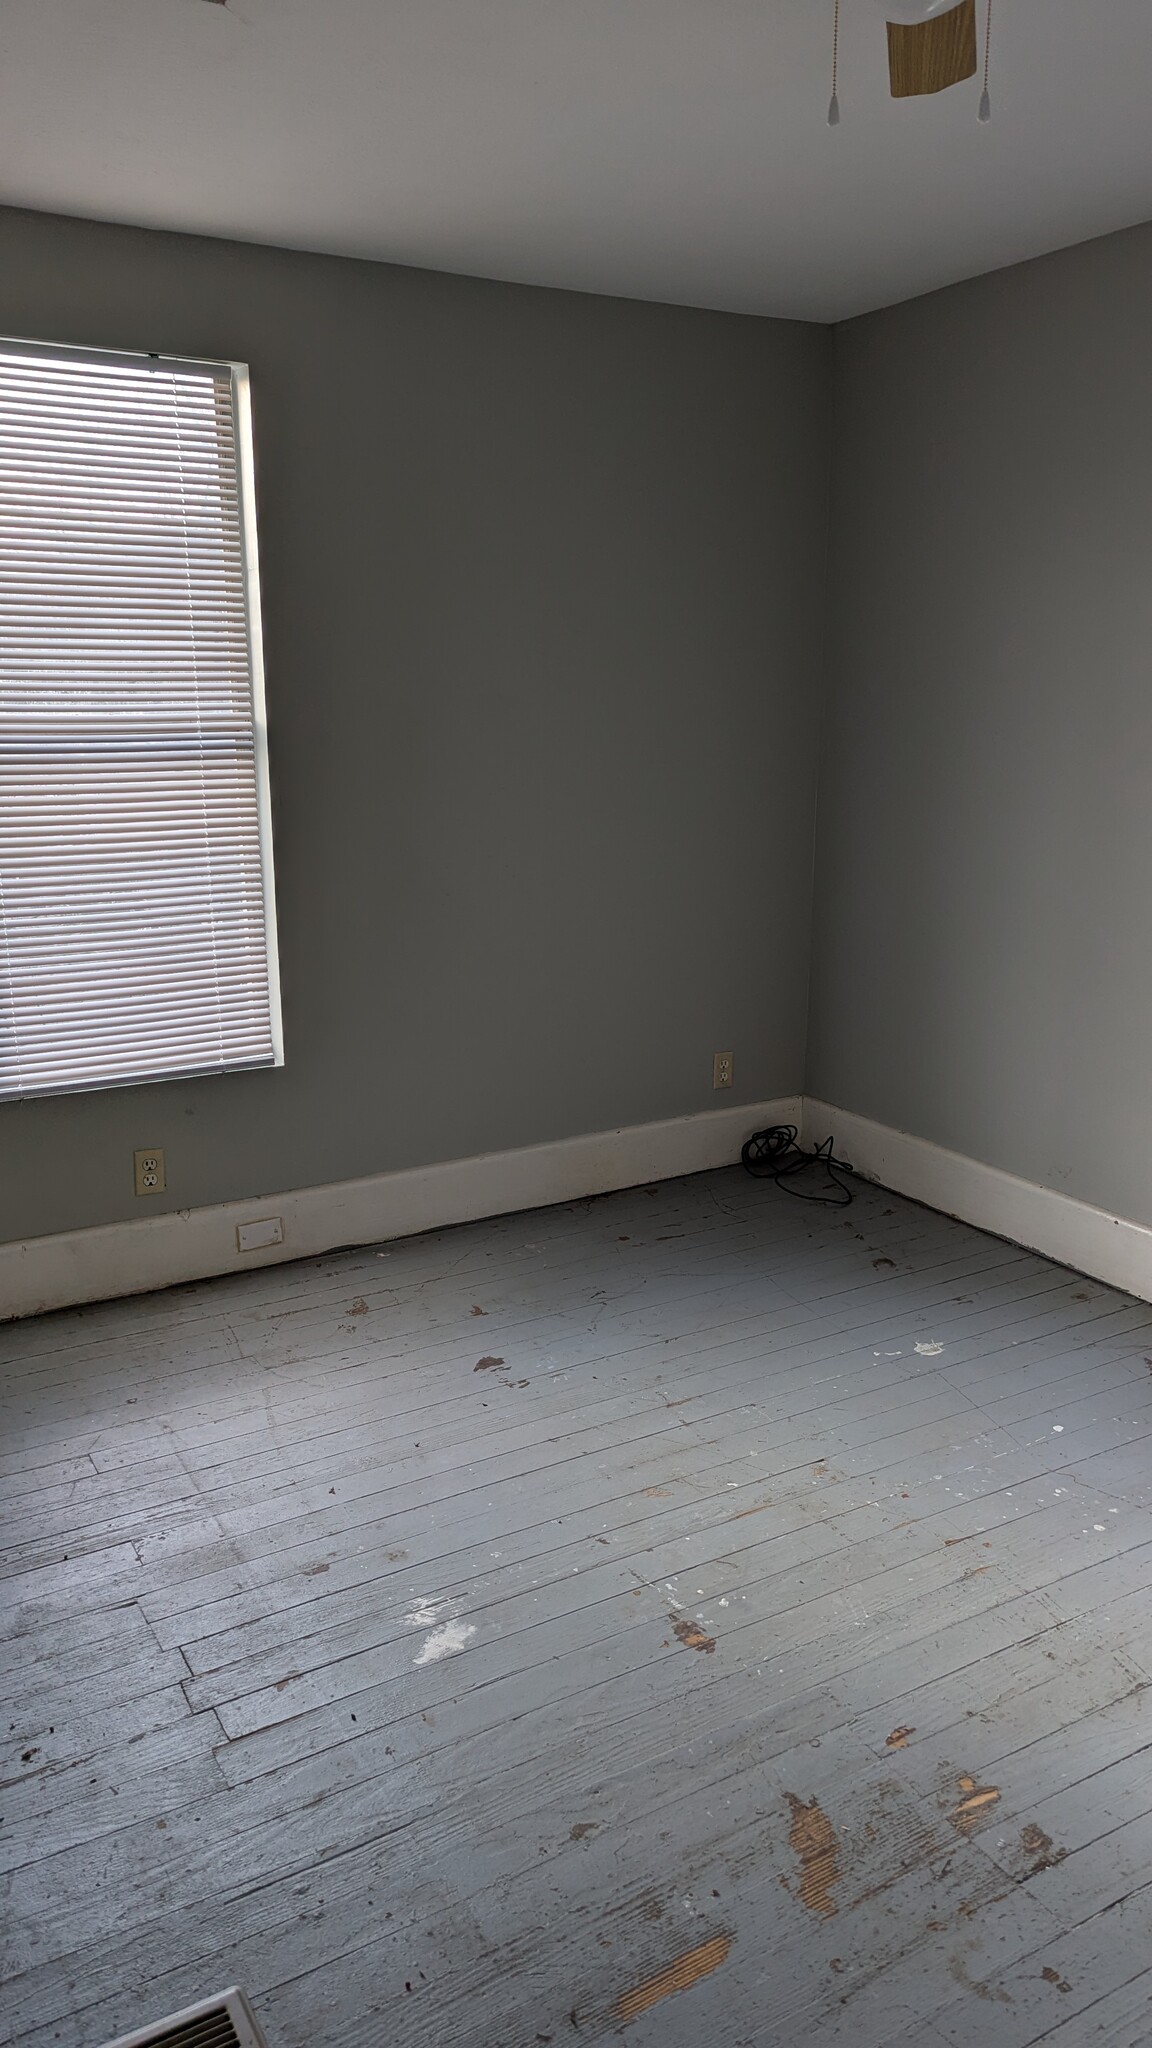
<box><xmin>133</xmin><ymin>1148</ymin><xmax>165</xmax><ymax>1195</ymax></box>
<box><xmin>713</xmin><ymin>1051</ymin><xmax>734</xmax><ymax>1090</ymax></box>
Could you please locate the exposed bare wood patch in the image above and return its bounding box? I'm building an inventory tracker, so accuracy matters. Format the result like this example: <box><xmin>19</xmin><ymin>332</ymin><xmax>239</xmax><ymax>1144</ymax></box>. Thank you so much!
<box><xmin>885</xmin><ymin>1726</ymin><xmax>915</xmax><ymax>1749</ymax></box>
<box><xmin>785</xmin><ymin>1793</ymin><xmax>841</xmax><ymax>1917</ymax></box>
<box><xmin>729</xmin><ymin>1499</ymin><xmax>774</xmax><ymax>1521</ymax></box>
<box><xmin>472</xmin><ymin>1356</ymin><xmax>504</xmax><ymax>1372</ymax></box>
<box><xmin>569</xmin><ymin>1822</ymin><xmax>599</xmax><ymax>1841</ymax></box>
<box><xmin>345</xmin><ymin>1298</ymin><xmax>368</xmax><ymax>1316</ymax></box>
<box><xmin>642</xmin><ymin>1487</ymin><xmax>671</xmax><ymax>1499</ymax></box>
<box><xmin>615</xmin><ymin>1933</ymin><xmax>732</xmax><ymax>2022</ymax></box>
<box><xmin>950</xmin><ymin>1774</ymin><xmax>1001</xmax><ymax>1831</ymax></box>
<box><xmin>670</xmin><ymin>1614</ymin><xmax>715</xmax><ymax>1655</ymax></box>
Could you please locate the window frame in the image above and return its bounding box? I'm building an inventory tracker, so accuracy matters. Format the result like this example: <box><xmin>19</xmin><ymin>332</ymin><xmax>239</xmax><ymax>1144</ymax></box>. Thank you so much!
<box><xmin>0</xmin><ymin>334</ymin><xmax>284</xmax><ymax>1099</ymax></box>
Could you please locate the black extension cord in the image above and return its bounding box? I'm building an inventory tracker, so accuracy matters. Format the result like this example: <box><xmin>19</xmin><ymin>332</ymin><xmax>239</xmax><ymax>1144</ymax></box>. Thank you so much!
<box><xmin>740</xmin><ymin>1124</ymin><xmax>855</xmax><ymax>1207</ymax></box>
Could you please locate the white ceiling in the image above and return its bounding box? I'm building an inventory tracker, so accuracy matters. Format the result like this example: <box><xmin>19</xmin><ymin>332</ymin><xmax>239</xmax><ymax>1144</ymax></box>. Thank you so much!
<box><xmin>2</xmin><ymin>0</ymin><xmax>1152</xmax><ymax>322</ymax></box>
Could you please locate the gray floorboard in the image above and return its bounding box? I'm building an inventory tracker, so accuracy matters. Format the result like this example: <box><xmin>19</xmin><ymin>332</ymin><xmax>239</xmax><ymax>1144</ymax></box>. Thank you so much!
<box><xmin>4</xmin><ymin>1167</ymin><xmax>1152</xmax><ymax>2046</ymax></box>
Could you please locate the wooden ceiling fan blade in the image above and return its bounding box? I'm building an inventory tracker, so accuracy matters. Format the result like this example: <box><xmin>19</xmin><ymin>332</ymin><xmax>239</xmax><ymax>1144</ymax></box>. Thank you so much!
<box><xmin>887</xmin><ymin>0</ymin><xmax>978</xmax><ymax>97</ymax></box>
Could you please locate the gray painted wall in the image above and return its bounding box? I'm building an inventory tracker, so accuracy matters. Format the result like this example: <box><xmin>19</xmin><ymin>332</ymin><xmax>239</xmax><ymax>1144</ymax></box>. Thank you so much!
<box><xmin>809</xmin><ymin>221</ymin><xmax>1152</xmax><ymax>1224</ymax></box>
<box><xmin>0</xmin><ymin>206</ymin><xmax>831</xmax><ymax>1242</ymax></box>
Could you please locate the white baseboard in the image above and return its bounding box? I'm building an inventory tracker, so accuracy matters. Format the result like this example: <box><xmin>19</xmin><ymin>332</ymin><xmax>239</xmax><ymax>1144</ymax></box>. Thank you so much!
<box><xmin>9</xmin><ymin>1092</ymin><xmax>1150</xmax><ymax>1322</ymax></box>
<box><xmin>803</xmin><ymin>1098</ymin><xmax>1152</xmax><ymax>1304</ymax></box>
<box><xmin>0</xmin><ymin>1095</ymin><xmax>801</xmax><ymax>1322</ymax></box>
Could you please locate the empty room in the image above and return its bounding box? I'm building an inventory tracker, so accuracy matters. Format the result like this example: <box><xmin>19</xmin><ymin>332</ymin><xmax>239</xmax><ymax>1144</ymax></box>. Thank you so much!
<box><xmin>4</xmin><ymin>2</ymin><xmax>1152</xmax><ymax>2043</ymax></box>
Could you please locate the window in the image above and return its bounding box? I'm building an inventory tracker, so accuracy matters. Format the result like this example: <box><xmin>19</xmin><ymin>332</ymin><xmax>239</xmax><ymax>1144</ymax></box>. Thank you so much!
<box><xmin>0</xmin><ymin>339</ymin><xmax>282</xmax><ymax>1100</ymax></box>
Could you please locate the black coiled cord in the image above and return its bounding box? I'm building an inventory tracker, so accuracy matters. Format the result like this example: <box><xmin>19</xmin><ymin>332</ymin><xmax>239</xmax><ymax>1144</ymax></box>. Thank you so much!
<box><xmin>741</xmin><ymin>1123</ymin><xmax>855</xmax><ymax>1207</ymax></box>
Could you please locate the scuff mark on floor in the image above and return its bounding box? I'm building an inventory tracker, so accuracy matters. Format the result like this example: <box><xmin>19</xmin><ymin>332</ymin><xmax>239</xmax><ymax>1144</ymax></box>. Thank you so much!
<box><xmin>785</xmin><ymin>1793</ymin><xmax>841</xmax><ymax>1917</ymax></box>
<box><xmin>615</xmin><ymin>1933</ymin><xmax>732</xmax><ymax>2021</ymax></box>
<box><xmin>948</xmin><ymin>1944</ymin><xmax>1013</xmax><ymax>2004</ymax></box>
<box><xmin>569</xmin><ymin>1822</ymin><xmax>599</xmax><ymax>1841</ymax></box>
<box><xmin>1042</xmin><ymin>1965</ymin><xmax>1073</xmax><ymax>1993</ymax></box>
<box><xmin>1021</xmin><ymin>1823</ymin><xmax>1066</xmax><ymax>1874</ymax></box>
<box><xmin>729</xmin><ymin>1499</ymin><xmax>774</xmax><ymax>1521</ymax></box>
<box><xmin>404</xmin><ymin>1596</ymin><xmax>447</xmax><ymax>1627</ymax></box>
<box><xmin>950</xmin><ymin>1774</ymin><xmax>1001</xmax><ymax>1831</ymax></box>
<box><xmin>670</xmin><ymin>1614</ymin><xmax>716</xmax><ymax>1654</ymax></box>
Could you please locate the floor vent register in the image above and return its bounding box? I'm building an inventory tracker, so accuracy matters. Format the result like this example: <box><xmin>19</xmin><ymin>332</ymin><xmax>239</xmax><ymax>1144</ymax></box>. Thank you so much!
<box><xmin>100</xmin><ymin>1988</ymin><xmax>270</xmax><ymax>2048</ymax></box>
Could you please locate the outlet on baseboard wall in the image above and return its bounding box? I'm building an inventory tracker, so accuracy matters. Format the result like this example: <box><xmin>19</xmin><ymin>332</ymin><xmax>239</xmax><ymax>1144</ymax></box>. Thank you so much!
<box><xmin>133</xmin><ymin>1149</ymin><xmax>165</xmax><ymax>1195</ymax></box>
<box><xmin>712</xmin><ymin>1052</ymin><xmax>734</xmax><ymax>1090</ymax></box>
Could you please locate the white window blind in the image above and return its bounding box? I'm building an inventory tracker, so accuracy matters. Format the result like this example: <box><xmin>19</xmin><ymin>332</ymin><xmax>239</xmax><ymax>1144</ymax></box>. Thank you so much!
<box><xmin>0</xmin><ymin>339</ymin><xmax>282</xmax><ymax>1100</ymax></box>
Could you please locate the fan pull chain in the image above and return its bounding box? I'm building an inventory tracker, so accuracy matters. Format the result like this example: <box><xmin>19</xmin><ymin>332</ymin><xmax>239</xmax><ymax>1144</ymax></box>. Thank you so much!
<box><xmin>827</xmin><ymin>0</ymin><xmax>841</xmax><ymax>124</ymax></box>
<box><xmin>978</xmin><ymin>0</ymin><xmax>993</xmax><ymax>121</ymax></box>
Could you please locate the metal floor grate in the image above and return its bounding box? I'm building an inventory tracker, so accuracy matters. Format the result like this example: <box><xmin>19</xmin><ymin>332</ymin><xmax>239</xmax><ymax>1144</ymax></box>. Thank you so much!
<box><xmin>99</xmin><ymin>1988</ymin><xmax>269</xmax><ymax>2048</ymax></box>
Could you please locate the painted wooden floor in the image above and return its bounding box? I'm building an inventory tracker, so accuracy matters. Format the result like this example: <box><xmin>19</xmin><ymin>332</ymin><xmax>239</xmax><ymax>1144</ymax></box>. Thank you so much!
<box><xmin>4</xmin><ymin>1168</ymin><xmax>1152</xmax><ymax>2048</ymax></box>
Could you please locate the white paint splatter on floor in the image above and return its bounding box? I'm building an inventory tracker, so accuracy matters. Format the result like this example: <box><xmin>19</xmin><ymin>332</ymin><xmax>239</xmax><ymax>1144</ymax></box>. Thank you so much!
<box><xmin>414</xmin><ymin>1619</ymin><xmax>477</xmax><ymax>1665</ymax></box>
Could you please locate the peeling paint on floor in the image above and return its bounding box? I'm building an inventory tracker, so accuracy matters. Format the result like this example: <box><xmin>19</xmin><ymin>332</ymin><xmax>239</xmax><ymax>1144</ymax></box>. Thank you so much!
<box><xmin>785</xmin><ymin>1793</ymin><xmax>841</xmax><ymax>1918</ymax></box>
<box><xmin>615</xmin><ymin>1933</ymin><xmax>733</xmax><ymax>2022</ymax></box>
<box><xmin>670</xmin><ymin>1614</ymin><xmax>716</xmax><ymax>1655</ymax></box>
<box><xmin>949</xmin><ymin>1774</ymin><xmax>1001</xmax><ymax>1830</ymax></box>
